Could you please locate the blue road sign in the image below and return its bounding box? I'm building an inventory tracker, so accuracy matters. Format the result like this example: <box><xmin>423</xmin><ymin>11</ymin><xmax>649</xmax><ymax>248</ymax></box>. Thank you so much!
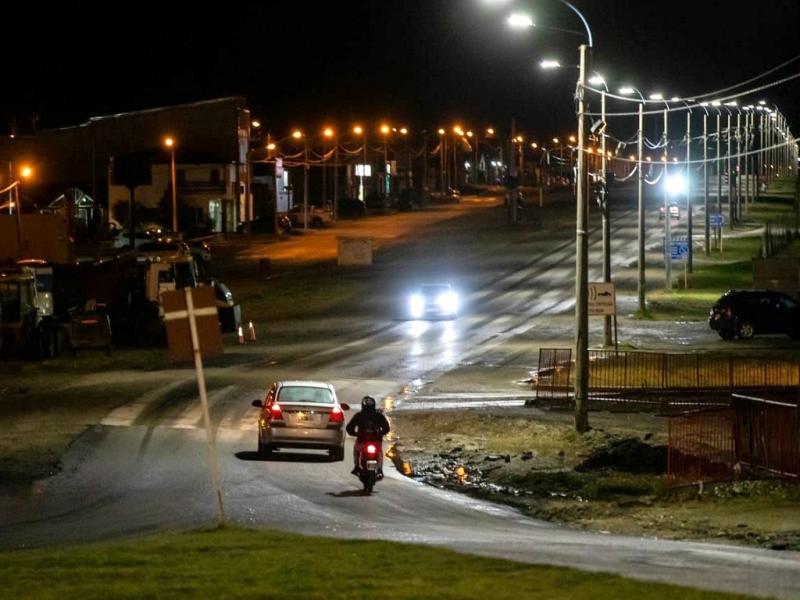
<box><xmin>669</xmin><ymin>239</ymin><xmax>689</xmax><ymax>261</ymax></box>
<box><xmin>709</xmin><ymin>213</ymin><xmax>726</xmax><ymax>228</ymax></box>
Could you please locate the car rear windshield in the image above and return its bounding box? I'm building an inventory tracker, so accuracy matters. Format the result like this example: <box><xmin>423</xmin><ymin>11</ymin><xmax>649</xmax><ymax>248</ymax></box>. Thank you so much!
<box><xmin>278</xmin><ymin>386</ymin><xmax>333</xmax><ymax>404</ymax></box>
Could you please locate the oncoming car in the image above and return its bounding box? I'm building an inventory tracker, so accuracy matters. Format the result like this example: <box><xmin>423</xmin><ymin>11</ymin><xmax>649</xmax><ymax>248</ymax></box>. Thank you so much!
<box><xmin>252</xmin><ymin>381</ymin><xmax>350</xmax><ymax>460</ymax></box>
<box><xmin>408</xmin><ymin>284</ymin><xmax>459</xmax><ymax>320</ymax></box>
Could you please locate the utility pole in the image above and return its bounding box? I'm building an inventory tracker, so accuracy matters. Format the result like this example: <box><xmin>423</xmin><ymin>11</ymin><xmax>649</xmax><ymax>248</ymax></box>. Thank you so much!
<box><xmin>686</xmin><ymin>109</ymin><xmax>693</xmax><ymax>272</ymax></box>
<box><xmin>440</xmin><ymin>134</ymin><xmax>446</xmax><ymax>193</ymax></box>
<box><xmin>743</xmin><ymin>110</ymin><xmax>750</xmax><ymax>215</ymax></box>
<box><xmin>727</xmin><ymin>113</ymin><xmax>734</xmax><ymax>229</ymax></box>
<box><xmin>736</xmin><ymin>111</ymin><xmax>742</xmax><ymax>223</ymax></box>
<box><xmin>574</xmin><ymin>43</ymin><xmax>590</xmax><ymax>433</ymax></box>
<box><xmin>703</xmin><ymin>112</ymin><xmax>710</xmax><ymax>256</ymax></box>
<box><xmin>716</xmin><ymin>112</ymin><xmax>722</xmax><ymax>214</ymax></box>
<box><xmin>303</xmin><ymin>136</ymin><xmax>309</xmax><ymax>230</ymax></box>
<box><xmin>322</xmin><ymin>137</ymin><xmax>327</xmax><ymax>208</ymax></box>
<box><xmin>363</xmin><ymin>130</ymin><xmax>368</xmax><ymax>200</ymax></box>
<box><xmin>333</xmin><ymin>135</ymin><xmax>339</xmax><ymax>222</ymax></box>
<box><xmin>601</xmin><ymin>90</ymin><xmax>612</xmax><ymax>346</ymax></box>
<box><xmin>758</xmin><ymin>110</ymin><xmax>764</xmax><ymax>202</ymax></box>
<box><xmin>170</xmin><ymin>147</ymin><xmax>177</xmax><ymax>233</ymax></box>
<box><xmin>637</xmin><ymin>102</ymin><xmax>646</xmax><ymax>314</ymax></box>
<box><xmin>422</xmin><ymin>133</ymin><xmax>428</xmax><ymax>194</ymax></box>
<box><xmin>663</xmin><ymin>107</ymin><xmax>671</xmax><ymax>290</ymax></box>
<box><xmin>510</xmin><ymin>118</ymin><xmax>518</xmax><ymax>224</ymax></box>
<box><xmin>452</xmin><ymin>132</ymin><xmax>458</xmax><ymax>190</ymax></box>
<box><xmin>474</xmin><ymin>133</ymin><xmax>479</xmax><ymax>183</ymax></box>
<box><xmin>383</xmin><ymin>134</ymin><xmax>389</xmax><ymax>196</ymax></box>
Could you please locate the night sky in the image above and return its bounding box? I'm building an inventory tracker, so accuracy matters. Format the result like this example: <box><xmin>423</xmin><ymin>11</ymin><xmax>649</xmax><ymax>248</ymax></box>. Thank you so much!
<box><xmin>5</xmin><ymin>1</ymin><xmax>799</xmax><ymax>139</ymax></box>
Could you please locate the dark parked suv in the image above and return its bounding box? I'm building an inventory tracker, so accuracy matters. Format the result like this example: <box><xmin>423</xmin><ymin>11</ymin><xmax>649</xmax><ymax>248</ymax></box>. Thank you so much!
<box><xmin>709</xmin><ymin>290</ymin><xmax>800</xmax><ymax>340</ymax></box>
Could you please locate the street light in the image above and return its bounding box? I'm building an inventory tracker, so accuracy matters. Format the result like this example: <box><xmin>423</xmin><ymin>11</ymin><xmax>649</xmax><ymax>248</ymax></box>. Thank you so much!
<box><xmin>380</xmin><ymin>124</ymin><xmax>391</xmax><ymax>195</ymax></box>
<box><xmin>540</xmin><ymin>59</ymin><xmax>561</xmax><ymax>69</ymax></box>
<box><xmin>353</xmin><ymin>125</ymin><xmax>367</xmax><ymax>201</ymax></box>
<box><xmin>164</xmin><ymin>136</ymin><xmax>178</xmax><ymax>232</ymax></box>
<box><xmin>507</xmin><ymin>12</ymin><xmax>534</xmax><ymax>28</ymax></box>
<box><xmin>0</xmin><ymin>164</ymin><xmax>34</xmax><ymax>255</ymax></box>
<box><xmin>291</xmin><ymin>130</ymin><xmax>309</xmax><ymax>229</ymax></box>
<box><xmin>502</xmin><ymin>0</ymin><xmax>594</xmax><ymax>432</ymax></box>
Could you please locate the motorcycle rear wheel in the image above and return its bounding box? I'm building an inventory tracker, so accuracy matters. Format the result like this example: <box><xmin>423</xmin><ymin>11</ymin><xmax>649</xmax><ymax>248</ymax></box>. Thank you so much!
<box><xmin>362</xmin><ymin>471</ymin><xmax>376</xmax><ymax>494</ymax></box>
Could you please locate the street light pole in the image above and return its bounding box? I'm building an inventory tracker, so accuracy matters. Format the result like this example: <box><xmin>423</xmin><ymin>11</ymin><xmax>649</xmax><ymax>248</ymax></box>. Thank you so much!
<box><xmin>714</xmin><ymin>109</ymin><xmax>722</xmax><ymax>249</ymax></box>
<box><xmin>333</xmin><ymin>134</ymin><xmax>339</xmax><ymax>222</ymax></box>
<box><xmin>574</xmin><ymin>42</ymin><xmax>590</xmax><ymax>433</ymax></box>
<box><xmin>164</xmin><ymin>137</ymin><xmax>178</xmax><ymax>233</ymax></box>
<box><xmin>303</xmin><ymin>136</ymin><xmax>309</xmax><ymax>230</ymax></box>
<box><xmin>663</xmin><ymin>106</ymin><xmax>672</xmax><ymax>290</ymax></box>
<box><xmin>600</xmin><ymin>90</ymin><xmax>612</xmax><ymax>346</ymax></box>
<box><xmin>686</xmin><ymin>108</ymin><xmax>693</xmax><ymax>273</ymax></box>
<box><xmin>727</xmin><ymin>112</ymin><xmax>734</xmax><ymax>229</ymax></box>
<box><xmin>637</xmin><ymin>101</ymin><xmax>646</xmax><ymax>313</ymax></box>
<box><xmin>703</xmin><ymin>111</ymin><xmax>710</xmax><ymax>256</ymax></box>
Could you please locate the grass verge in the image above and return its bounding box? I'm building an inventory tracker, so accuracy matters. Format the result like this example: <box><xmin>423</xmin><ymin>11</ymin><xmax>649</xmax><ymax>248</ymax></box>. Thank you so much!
<box><xmin>0</xmin><ymin>527</ymin><xmax>755</xmax><ymax>600</ymax></box>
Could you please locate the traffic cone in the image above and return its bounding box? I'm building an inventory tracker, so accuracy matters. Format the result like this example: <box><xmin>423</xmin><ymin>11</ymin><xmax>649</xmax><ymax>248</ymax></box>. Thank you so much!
<box><xmin>237</xmin><ymin>325</ymin><xmax>244</xmax><ymax>344</ymax></box>
<box><xmin>248</xmin><ymin>321</ymin><xmax>257</xmax><ymax>342</ymax></box>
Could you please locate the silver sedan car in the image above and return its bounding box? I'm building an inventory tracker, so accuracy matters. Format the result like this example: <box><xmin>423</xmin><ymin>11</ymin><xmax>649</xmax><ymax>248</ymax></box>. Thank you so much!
<box><xmin>253</xmin><ymin>381</ymin><xmax>349</xmax><ymax>460</ymax></box>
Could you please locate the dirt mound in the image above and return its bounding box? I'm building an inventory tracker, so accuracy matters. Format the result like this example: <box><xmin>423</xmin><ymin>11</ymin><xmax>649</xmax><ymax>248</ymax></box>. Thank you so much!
<box><xmin>575</xmin><ymin>438</ymin><xmax>666</xmax><ymax>474</ymax></box>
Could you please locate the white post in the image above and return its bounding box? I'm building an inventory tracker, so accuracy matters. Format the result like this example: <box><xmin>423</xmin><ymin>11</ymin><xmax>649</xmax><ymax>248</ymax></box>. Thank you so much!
<box><xmin>184</xmin><ymin>287</ymin><xmax>226</xmax><ymax>526</ymax></box>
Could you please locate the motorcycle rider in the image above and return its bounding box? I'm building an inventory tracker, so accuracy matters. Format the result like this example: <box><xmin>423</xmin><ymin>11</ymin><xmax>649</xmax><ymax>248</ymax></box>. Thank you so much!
<box><xmin>346</xmin><ymin>395</ymin><xmax>390</xmax><ymax>477</ymax></box>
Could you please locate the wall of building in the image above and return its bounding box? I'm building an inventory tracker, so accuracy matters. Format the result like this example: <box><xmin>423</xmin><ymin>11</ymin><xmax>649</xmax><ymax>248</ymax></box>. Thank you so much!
<box><xmin>0</xmin><ymin>97</ymin><xmax>249</xmax><ymax>215</ymax></box>
<box><xmin>0</xmin><ymin>213</ymin><xmax>72</xmax><ymax>263</ymax></box>
<box><xmin>109</xmin><ymin>163</ymin><xmax>237</xmax><ymax>232</ymax></box>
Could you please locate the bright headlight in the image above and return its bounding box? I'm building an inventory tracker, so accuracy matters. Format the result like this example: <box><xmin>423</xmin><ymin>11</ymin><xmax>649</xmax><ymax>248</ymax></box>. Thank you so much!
<box><xmin>409</xmin><ymin>294</ymin><xmax>424</xmax><ymax>318</ymax></box>
<box><xmin>437</xmin><ymin>292</ymin><xmax>459</xmax><ymax>313</ymax></box>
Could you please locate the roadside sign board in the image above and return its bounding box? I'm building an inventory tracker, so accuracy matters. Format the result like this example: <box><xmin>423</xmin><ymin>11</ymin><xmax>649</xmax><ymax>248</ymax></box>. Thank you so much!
<box><xmin>588</xmin><ymin>282</ymin><xmax>616</xmax><ymax>316</ymax></box>
<box><xmin>163</xmin><ymin>286</ymin><xmax>223</xmax><ymax>363</ymax></box>
<box><xmin>161</xmin><ymin>285</ymin><xmax>226</xmax><ymax>525</ymax></box>
<box><xmin>669</xmin><ymin>238</ymin><xmax>690</xmax><ymax>261</ymax></box>
<box><xmin>275</xmin><ymin>157</ymin><xmax>284</xmax><ymax>178</ymax></box>
<box><xmin>337</xmin><ymin>237</ymin><xmax>373</xmax><ymax>266</ymax></box>
<box><xmin>709</xmin><ymin>213</ymin><xmax>726</xmax><ymax>228</ymax></box>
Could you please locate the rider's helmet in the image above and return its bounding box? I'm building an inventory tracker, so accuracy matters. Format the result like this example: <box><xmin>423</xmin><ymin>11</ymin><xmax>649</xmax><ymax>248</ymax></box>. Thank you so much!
<box><xmin>361</xmin><ymin>395</ymin><xmax>377</xmax><ymax>412</ymax></box>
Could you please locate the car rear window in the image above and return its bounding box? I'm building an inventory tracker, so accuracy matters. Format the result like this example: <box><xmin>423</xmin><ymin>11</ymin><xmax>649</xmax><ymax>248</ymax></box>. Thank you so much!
<box><xmin>277</xmin><ymin>386</ymin><xmax>333</xmax><ymax>404</ymax></box>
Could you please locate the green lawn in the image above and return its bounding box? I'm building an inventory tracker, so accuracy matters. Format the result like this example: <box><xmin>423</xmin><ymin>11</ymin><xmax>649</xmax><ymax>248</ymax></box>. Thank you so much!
<box><xmin>0</xmin><ymin>527</ymin><xmax>755</xmax><ymax>600</ymax></box>
<box><xmin>645</xmin><ymin>179</ymin><xmax>799</xmax><ymax>320</ymax></box>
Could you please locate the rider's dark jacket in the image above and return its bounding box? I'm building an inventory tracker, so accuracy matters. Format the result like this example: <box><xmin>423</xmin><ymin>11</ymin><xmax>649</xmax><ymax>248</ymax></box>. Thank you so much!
<box><xmin>346</xmin><ymin>408</ymin><xmax>390</xmax><ymax>443</ymax></box>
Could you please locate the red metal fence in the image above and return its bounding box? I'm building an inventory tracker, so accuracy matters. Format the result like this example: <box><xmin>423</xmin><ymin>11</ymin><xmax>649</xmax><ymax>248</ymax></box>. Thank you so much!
<box><xmin>533</xmin><ymin>348</ymin><xmax>800</xmax><ymax>409</ymax></box>
<box><xmin>667</xmin><ymin>395</ymin><xmax>800</xmax><ymax>484</ymax></box>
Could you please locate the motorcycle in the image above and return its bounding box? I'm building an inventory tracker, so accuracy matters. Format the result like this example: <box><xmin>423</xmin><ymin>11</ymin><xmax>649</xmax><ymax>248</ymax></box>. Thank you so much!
<box><xmin>357</xmin><ymin>441</ymin><xmax>383</xmax><ymax>494</ymax></box>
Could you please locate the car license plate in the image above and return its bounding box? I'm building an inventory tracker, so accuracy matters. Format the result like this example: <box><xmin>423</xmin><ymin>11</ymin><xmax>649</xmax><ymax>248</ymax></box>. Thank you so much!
<box><xmin>366</xmin><ymin>460</ymin><xmax>378</xmax><ymax>471</ymax></box>
<box><xmin>297</xmin><ymin>412</ymin><xmax>309</xmax><ymax>422</ymax></box>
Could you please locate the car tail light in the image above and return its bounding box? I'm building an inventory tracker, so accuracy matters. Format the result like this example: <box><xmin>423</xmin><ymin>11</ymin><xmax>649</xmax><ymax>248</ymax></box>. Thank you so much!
<box><xmin>268</xmin><ymin>402</ymin><xmax>283</xmax><ymax>421</ymax></box>
<box><xmin>366</xmin><ymin>444</ymin><xmax>378</xmax><ymax>456</ymax></box>
<box><xmin>80</xmin><ymin>318</ymin><xmax>99</xmax><ymax>325</ymax></box>
<box><xmin>329</xmin><ymin>405</ymin><xmax>344</xmax><ymax>424</ymax></box>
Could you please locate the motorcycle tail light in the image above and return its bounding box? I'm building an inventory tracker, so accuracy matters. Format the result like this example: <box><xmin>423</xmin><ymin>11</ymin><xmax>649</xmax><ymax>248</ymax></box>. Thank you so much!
<box><xmin>366</xmin><ymin>444</ymin><xmax>378</xmax><ymax>456</ymax></box>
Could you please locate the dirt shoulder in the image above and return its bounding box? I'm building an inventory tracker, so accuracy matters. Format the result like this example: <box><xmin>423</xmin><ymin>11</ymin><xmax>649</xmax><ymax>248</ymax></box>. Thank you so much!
<box><xmin>390</xmin><ymin>407</ymin><xmax>800</xmax><ymax>551</ymax></box>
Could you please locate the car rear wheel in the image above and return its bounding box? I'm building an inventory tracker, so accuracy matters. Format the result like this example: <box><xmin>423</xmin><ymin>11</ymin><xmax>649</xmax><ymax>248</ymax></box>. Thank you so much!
<box><xmin>258</xmin><ymin>440</ymin><xmax>274</xmax><ymax>459</ymax></box>
<box><xmin>737</xmin><ymin>321</ymin><xmax>755</xmax><ymax>340</ymax></box>
<box><xmin>311</xmin><ymin>216</ymin><xmax>324</xmax><ymax>228</ymax></box>
<box><xmin>329</xmin><ymin>446</ymin><xmax>345</xmax><ymax>462</ymax></box>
